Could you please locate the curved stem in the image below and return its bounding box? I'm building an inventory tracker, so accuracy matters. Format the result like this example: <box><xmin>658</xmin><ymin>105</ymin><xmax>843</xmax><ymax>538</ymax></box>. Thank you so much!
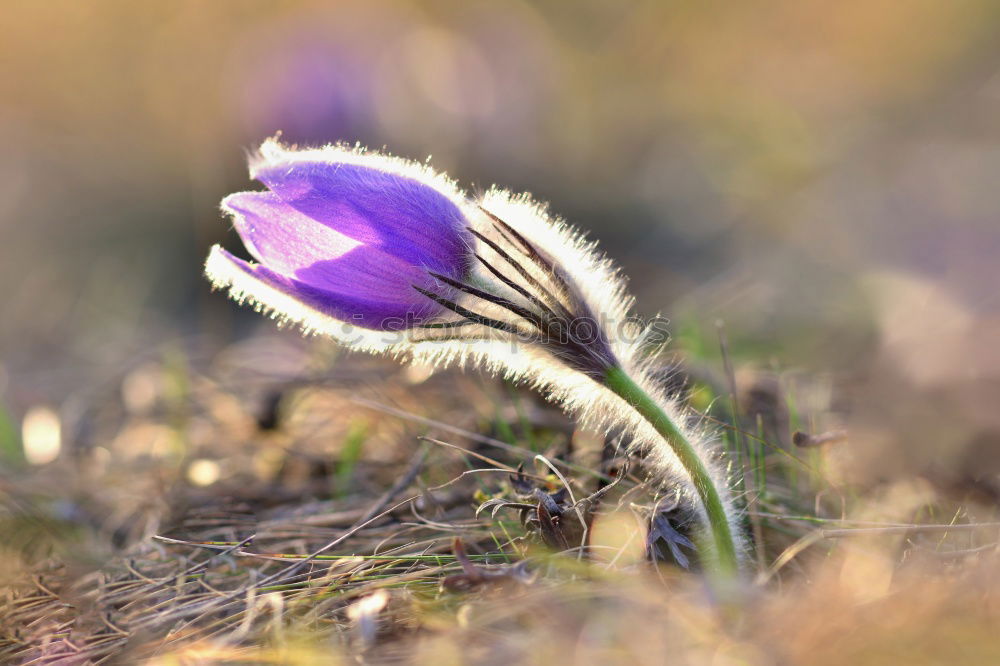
<box><xmin>603</xmin><ymin>366</ymin><xmax>739</xmax><ymax>578</ymax></box>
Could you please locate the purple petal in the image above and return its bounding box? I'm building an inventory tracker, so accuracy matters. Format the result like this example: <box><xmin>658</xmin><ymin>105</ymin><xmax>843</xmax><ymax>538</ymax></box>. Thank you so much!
<box><xmin>252</xmin><ymin>161</ymin><xmax>470</xmax><ymax>274</ymax></box>
<box><xmin>223</xmin><ymin>191</ymin><xmax>363</xmax><ymax>276</ymax></box>
<box><xmin>224</xmin><ymin>190</ymin><xmax>452</xmax><ymax>311</ymax></box>
<box><xmin>211</xmin><ymin>248</ymin><xmax>449</xmax><ymax>330</ymax></box>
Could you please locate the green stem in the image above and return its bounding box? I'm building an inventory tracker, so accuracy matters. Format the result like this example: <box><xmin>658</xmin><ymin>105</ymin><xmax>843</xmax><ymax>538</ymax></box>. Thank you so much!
<box><xmin>603</xmin><ymin>366</ymin><xmax>739</xmax><ymax>577</ymax></box>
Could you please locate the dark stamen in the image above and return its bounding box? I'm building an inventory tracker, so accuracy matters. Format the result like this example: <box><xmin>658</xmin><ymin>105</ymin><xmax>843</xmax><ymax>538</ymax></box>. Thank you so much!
<box><xmin>412</xmin><ymin>285</ymin><xmax>527</xmax><ymax>338</ymax></box>
<box><xmin>426</xmin><ymin>271</ymin><xmax>547</xmax><ymax>333</ymax></box>
<box><xmin>472</xmin><ymin>251</ymin><xmax>560</xmax><ymax>321</ymax></box>
<box><xmin>479</xmin><ymin>207</ymin><xmax>577</xmax><ymax>305</ymax></box>
<box><xmin>468</xmin><ymin>228</ymin><xmax>572</xmax><ymax>319</ymax></box>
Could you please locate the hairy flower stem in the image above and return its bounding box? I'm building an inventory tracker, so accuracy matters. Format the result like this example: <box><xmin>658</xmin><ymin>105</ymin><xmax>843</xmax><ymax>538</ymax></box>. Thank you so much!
<box><xmin>603</xmin><ymin>366</ymin><xmax>739</xmax><ymax>578</ymax></box>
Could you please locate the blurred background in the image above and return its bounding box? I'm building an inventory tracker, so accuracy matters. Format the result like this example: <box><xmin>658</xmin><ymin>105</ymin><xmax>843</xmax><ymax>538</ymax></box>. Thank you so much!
<box><xmin>2</xmin><ymin>0</ymin><xmax>1000</xmax><ymax>498</ymax></box>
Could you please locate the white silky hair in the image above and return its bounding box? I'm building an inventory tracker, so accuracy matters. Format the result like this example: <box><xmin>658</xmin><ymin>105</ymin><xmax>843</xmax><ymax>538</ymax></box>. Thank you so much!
<box><xmin>205</xmin><ymin>138</ymin><xmax>744</xmax><ymax>556</ymax></box>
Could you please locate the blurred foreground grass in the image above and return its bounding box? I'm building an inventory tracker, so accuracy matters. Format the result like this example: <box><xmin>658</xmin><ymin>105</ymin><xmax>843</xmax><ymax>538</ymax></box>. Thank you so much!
<box><xmin>2</xmin><ymin>327</ymin><xmax>999</xmax><ymax>664</ymax></box>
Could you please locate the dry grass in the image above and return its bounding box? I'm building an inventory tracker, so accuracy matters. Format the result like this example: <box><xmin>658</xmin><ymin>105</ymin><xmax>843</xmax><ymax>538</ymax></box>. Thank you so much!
<box><xmin>2</xmin><ymin>333</ymin><xmax>999</xmax><ymax>664</ymax></box>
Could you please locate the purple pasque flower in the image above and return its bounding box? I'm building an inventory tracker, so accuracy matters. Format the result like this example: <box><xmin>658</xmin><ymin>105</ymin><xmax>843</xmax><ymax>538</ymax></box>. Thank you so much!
<box><xmin>207</xmin><ymin>141</ymin><xmax>473</xmax><ymax>331</ymax></box>
<box><xmin>206</xmin><ymin>141</ymin><xmax>742</xmax><ymax>575</ymax></box>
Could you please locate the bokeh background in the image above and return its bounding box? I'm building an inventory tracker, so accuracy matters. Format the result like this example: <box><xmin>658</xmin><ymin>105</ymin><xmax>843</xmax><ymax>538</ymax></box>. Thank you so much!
<box><xmin>3</xmin><ymin>0</ymin><xmax>1000</xmax><ymax>502</ymax></box>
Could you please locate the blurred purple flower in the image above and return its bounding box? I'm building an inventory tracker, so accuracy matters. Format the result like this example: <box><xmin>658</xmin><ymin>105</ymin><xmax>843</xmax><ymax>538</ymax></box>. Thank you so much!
<box><xmin>208</xmin><ymin>143</ymin><xmax>472</xmax><ymax>331</ymax></box>
<box><xmin>224</xmin><ymin>6</ymin><xmax>393</xmax><ymax>146</ymax></box>
<box><xmin>234</xmin><ymin>40</ymin><xmax>374</xmax><ymax>144</ymax></box>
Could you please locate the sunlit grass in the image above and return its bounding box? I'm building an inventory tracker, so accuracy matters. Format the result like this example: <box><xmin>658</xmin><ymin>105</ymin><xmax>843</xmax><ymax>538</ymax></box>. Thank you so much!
<box><xmin>2</xmin><ymin>329</ymin><xmax>999</xmax><ymax>664</ymax></box>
